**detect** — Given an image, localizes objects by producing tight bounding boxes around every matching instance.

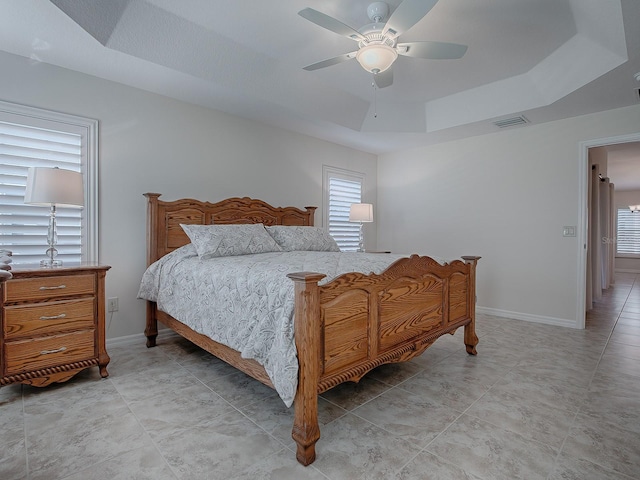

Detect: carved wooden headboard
[144,193,317,265]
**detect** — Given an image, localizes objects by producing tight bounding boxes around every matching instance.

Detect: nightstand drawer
[4,329,95,375]
[3,275,96,303]
[3,298,95,340]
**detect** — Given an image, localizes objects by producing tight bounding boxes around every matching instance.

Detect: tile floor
[2,273,640,479]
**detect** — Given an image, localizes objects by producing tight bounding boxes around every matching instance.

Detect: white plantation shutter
[323,166,365,252]
[0,101,98,265]
[617,208,640,256]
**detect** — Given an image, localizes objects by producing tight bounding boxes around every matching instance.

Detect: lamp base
[40,258,63,268]
[41,244,61,268]
[358,222,364,252]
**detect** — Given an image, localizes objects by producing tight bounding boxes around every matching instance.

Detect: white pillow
[266,226,340,252]
[181,223,282,259]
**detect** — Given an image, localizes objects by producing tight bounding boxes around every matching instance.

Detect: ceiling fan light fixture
[356,43,397,73]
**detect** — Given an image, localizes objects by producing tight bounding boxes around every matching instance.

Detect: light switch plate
[563,226,576,237]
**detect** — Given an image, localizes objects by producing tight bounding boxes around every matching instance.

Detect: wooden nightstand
[0,264,111,387]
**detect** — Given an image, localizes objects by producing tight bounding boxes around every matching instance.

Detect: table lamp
[24,167,84,267]
[349,203,373,252]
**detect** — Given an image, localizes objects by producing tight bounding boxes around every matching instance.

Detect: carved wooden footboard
[142,193,479,466]
[288,254,479,465]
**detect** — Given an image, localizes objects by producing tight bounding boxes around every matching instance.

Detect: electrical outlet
[107,297,119,312]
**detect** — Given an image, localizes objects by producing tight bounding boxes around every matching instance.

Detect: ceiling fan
[298,0,467,88]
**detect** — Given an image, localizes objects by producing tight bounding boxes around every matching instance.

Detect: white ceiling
[0,0,639,155]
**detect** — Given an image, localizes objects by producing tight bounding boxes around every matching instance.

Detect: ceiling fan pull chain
[372,80,378,118]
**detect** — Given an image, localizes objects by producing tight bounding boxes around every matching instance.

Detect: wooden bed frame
[143,193,480,466]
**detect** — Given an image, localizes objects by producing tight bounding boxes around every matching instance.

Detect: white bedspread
[137,245,408,406]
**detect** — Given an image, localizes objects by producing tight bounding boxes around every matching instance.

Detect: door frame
[578,132,640,328]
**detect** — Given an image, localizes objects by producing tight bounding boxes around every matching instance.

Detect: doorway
[579,133,640,328]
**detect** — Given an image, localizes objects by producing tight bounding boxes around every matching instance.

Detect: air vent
[493,115,530,128]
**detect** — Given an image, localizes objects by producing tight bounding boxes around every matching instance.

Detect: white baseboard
[477,306,578,329]
[106,328,180,348]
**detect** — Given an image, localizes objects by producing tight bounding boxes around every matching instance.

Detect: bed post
[461,256,481,355]
[287,271,326,466]
[304,207,317,226]
[144,193,161,348]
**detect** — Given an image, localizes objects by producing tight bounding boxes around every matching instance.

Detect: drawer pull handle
[40,347,67,355]
[39,313,67,321]
[39,284,67,291]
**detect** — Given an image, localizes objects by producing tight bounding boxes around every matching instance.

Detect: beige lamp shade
[349,203,374,222]
[24,167,84,208]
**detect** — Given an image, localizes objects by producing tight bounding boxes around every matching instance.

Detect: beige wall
[589,146,608,177]
[0,51,377,339]
[378,104,640,327]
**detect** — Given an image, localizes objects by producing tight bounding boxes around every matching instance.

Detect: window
[0,101,98,265]
[616,208,640,256]
[323,166,365,251]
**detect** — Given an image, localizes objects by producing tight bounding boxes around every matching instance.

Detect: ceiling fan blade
[303,52,357,71]
[373,68,393,88]
[383,0,439,38]
[397,41,468,59]
[298,8,365,42]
